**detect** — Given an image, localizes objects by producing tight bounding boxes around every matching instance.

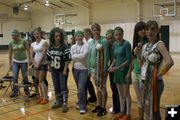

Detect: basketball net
[159,8,168,20]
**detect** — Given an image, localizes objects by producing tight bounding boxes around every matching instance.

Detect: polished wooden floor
[0,50,179,120]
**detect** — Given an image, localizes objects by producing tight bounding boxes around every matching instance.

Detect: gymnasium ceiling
[1,0,179,17]
[0,0,111,14]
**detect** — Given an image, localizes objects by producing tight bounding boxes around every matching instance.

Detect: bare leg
[38,70,48,99]
[124,84,131,115]
[116,84,126,114]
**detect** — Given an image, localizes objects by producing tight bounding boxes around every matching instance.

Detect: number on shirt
[51,56,60,69]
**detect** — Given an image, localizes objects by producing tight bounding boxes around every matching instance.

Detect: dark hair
[132,21,147,55]
[83,28,93,38]
[30,32,36,42]
[145,20,160,41]
[33,27,42,34]
[49,27,64,46]
[114,26,124,35]
[91,22,101,31]
[30,27,45,42]
[145,20,159,30]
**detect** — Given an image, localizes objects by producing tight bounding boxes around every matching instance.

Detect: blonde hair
[91,22,101,31]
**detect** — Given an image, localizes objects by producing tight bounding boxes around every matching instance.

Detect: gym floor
[0,50,179,120]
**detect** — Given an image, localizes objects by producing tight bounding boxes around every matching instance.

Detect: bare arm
[63,63,69,75]
[157,42,174,75]
[109,60,129,72]
[125,59,134,81]
[120,60,130,69]
[111,42,132,72]
[63,45,71,75]
[8,45,13,70]
[29,45,35,66]
[109,59,116,68]
[137,56,143,67]
[108,58,116,72]
[127,59,134,74]
[134,46,143,67]
[25,42,31,64]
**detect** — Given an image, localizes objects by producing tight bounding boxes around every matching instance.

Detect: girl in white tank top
[31,39,47,64]
[30,28,49,104]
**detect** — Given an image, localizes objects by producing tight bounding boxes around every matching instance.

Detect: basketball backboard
[54,14,66,27]
[153,0,180,17]
[54,13,78,27]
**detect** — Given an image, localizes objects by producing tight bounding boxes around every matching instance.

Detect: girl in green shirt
[126,21,147,120]
[88,23,109,116]
[9,29,30,98]
[109,27,132,120]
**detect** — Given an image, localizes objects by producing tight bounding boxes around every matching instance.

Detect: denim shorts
[35,64,48,71]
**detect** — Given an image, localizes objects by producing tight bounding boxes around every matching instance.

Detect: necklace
[76,44,83,54]
[145,43,154,51]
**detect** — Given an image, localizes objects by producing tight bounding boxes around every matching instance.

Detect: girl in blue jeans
[9,29,30,98]
[70,31,89,114]
[47,27,70,113]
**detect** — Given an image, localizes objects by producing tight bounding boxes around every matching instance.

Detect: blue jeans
[12,61,29,94]
[72,68,88,110]
[51,69,68,103]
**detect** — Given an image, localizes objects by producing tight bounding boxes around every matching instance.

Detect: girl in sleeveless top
[141,20,174,120]
[30,28,49,104]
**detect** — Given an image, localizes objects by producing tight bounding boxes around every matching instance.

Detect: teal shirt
[9,39,27,61]
[113,40,132,72]
[88,36,109,74]
[133,57,141,74]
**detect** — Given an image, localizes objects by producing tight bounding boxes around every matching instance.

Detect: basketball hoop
[159,7,168,20]
[54,14,65,27]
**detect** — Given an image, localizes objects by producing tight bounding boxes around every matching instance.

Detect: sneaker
[40,99,49,104]
[80,109,86,114]
[62,103,68,113]
[92,105,101,113]
[10,93,18,98]
[97,107,107,116]
[51,102,62,109]
[76,103,79,110]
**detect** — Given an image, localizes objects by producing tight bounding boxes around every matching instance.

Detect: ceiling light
[24,5,28,10]
[45,0,50,6]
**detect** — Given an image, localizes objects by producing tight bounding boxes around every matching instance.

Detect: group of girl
[108,21,174,120]
[9,20,174,120]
